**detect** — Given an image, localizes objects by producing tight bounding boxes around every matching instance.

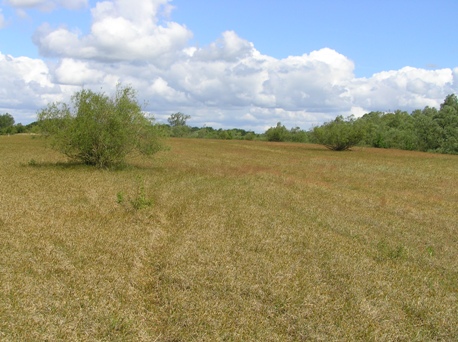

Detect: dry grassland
[0,135,457,341]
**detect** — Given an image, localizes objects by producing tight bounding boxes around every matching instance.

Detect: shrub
[38,85,165,168]
[289,127,309,143]
[244,132,255,140]
[312,115,364,151]
[265,122,289,142]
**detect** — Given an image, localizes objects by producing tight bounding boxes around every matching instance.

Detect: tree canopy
[168,112,191,127]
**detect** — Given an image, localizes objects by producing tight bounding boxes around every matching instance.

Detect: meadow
[0,134,457,341]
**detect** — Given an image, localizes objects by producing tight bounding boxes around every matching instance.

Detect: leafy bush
[244,132,255,140]
[38,85,165,168]
[265,122,289,142]
[289,126,309,143]
[312,116,364,151]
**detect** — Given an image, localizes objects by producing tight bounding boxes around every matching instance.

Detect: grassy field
[1,134,457,341]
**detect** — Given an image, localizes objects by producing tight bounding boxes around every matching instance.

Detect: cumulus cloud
[0,52,67,121]
[54,58,107,85]
[169,40,356,122]
[2,0,457,129]
[348,67,455,112]
[193,31,255,62]
[33,0,192,63]
[168,32,273,108]
[261,48,355,111]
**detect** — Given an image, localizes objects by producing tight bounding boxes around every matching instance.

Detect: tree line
[0,113,39,135]
[162,94,458,155]
[2,91,457,159]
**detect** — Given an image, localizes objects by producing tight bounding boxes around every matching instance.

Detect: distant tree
[312,116,364,151]
[382,110,416,150]
[244,132,256,140]
[441,93,458,110]
[168,112,190,127]
[38,85,165,168]
[289,126,309,143]
[346,94,458,154]
[217,129,235,140]
[167,112,191,137]
[22,121,40,133]
[13,123,26,134]
[358,110,415,150]
[412,106,444,152]
[265,122,289,142]
[0,113,15,133]
[358,111,387,148]
[436,94,458,154]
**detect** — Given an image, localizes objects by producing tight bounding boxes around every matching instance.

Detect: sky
[0,0,457,132]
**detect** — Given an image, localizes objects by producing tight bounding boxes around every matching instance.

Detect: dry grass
[1,135,457,341]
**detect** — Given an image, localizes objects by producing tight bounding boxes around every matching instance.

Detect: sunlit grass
[1,135,457,341]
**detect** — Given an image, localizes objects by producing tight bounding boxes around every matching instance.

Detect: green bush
[312,116,364,151]
[289,127,309,143]
[265,122,289,142]
[244,132,255,140]
[38,85,165,168]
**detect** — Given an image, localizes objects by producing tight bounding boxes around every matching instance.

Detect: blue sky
[0,0,457,130]
[172,0,458,77]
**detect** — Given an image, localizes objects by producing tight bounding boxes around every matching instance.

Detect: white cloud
[6,0,87,10]
[348,67,455,112]
[54,58,106,85]
[193,31,255,62]
[146,77,189,105]
[0,52,64,122]
[350,106,368,118]
[241,113,257,122]
[168,34,273,108]
[260,48,355,111]
[33,0,192,63]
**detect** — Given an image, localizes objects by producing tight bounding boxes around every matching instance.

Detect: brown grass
[1,135,457,341]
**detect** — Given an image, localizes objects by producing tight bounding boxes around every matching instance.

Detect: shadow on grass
[21,159,89,170]
[20,159,162,172]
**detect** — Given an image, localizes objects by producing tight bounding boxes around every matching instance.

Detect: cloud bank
[5,0,87,11]
[1,0,457,131]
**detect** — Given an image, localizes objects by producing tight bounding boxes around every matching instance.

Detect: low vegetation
[0,113,38,135]
[311,115,364,151]
[1,135,457,340]
[147,93,458,155]
[3,93,457,155]
[37,85,166,168]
